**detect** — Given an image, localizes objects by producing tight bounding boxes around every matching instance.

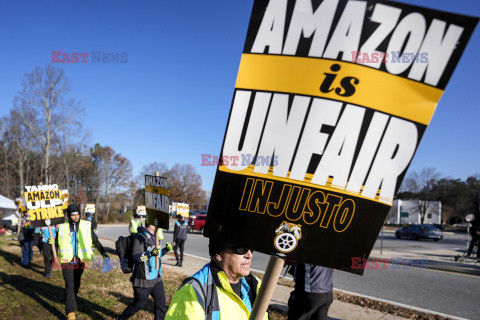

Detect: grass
[0,235,286,320]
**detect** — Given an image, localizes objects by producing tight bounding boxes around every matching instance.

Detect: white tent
[0,194,18,220]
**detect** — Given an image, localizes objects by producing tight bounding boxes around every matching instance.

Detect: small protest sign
[61,190,69,210]
[204,0,478,275]
[24,184,66,228]
[136,205,146,217]
[85,203,96,214]
[144,175,170,229]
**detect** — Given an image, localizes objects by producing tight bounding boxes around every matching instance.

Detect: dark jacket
[173,220,188,241]
[18,226,34,245]
[291,263,333,294]
[131,227,168,286]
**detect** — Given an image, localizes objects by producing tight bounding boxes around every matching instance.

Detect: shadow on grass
[0,270,118,319]
[0,248,43,274]
[109,291,156,314]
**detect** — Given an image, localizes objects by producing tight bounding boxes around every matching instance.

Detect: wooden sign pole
[249,256,285,320]
[48,226,57,258]
[154,171,160,270]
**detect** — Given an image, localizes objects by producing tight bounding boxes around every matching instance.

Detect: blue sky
[0,0,479,193]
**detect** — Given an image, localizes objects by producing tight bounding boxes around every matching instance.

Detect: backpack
[115,234,136,273]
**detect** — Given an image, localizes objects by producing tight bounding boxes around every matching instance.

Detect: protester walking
[19,220,34,267]
[34,225,57,277]
[55,204,108,320]
[173,214,188,267]
[117,223,172,320]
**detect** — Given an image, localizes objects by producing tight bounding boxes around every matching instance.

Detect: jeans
[21,240,33,266]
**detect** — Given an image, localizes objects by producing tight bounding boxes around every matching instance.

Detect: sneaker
[67,312,75,320]
[175,262,179,266]
[45,272,51,278]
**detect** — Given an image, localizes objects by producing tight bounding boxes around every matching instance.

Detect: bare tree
[91,144,132,220]
[14,65,84,184]
[137,161,168,185]
[137,162,207,207]
[168,163,206,204]
[54,124,89,190]
[402,167,441,224]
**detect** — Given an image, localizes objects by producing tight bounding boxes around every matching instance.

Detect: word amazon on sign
[145,175,170,229]
[204,0,478,274]
[24,184,67,228]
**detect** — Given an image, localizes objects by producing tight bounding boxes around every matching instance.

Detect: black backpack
[115,234,136,273]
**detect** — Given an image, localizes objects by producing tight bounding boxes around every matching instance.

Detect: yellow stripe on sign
[25,190,61,202]
[145,185,170,197]
[235,54,443,125]
[218,165,391,205]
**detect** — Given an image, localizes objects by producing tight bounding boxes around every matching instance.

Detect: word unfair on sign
[204,0,478,274]
[24,184,67,228]
[145,175,170,229]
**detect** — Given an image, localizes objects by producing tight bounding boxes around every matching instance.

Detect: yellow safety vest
[166,267,268,320]
[131,219,142,234]
[58,220,93,262]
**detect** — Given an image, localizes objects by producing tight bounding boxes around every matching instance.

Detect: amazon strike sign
[204,0,478,274]
[24,184,67,228]
[145,175,170,229]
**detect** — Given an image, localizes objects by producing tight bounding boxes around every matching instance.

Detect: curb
[334,288,469,320]
[368,255,480,276]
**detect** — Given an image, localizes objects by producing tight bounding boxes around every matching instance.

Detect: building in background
[385,199,442,225]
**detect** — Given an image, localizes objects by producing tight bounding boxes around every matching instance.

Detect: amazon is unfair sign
[204,0,478,274]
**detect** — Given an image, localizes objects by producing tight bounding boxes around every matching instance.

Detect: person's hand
[102,252,109,259]
[48,238,55,245]
[151,247,160,256]
[33,246,38,252]
[173,242,176,246]
[166,242,173,251]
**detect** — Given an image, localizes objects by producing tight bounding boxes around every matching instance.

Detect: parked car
[395,224,443,241]
[192,214,207,232]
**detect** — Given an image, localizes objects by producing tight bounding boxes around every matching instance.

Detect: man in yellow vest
[165,238,268,320]
[129,211,143,235]
[52,204,108,320]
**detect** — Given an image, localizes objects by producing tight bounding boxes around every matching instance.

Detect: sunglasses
[228,246,252,255]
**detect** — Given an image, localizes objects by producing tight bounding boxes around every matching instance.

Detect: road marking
[334,288,469,320]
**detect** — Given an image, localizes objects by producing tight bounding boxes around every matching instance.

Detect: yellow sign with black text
[204,0,478,275]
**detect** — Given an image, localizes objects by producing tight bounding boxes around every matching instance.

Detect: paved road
[374,229,469,254]
[97,224,479,319]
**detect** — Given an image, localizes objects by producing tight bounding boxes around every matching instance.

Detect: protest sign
[136,205,146,217]
[204,0,478,275]
[24,184,66,229]
[85,203,96,213]
[61,189,69,210]
[144,174,170,229]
